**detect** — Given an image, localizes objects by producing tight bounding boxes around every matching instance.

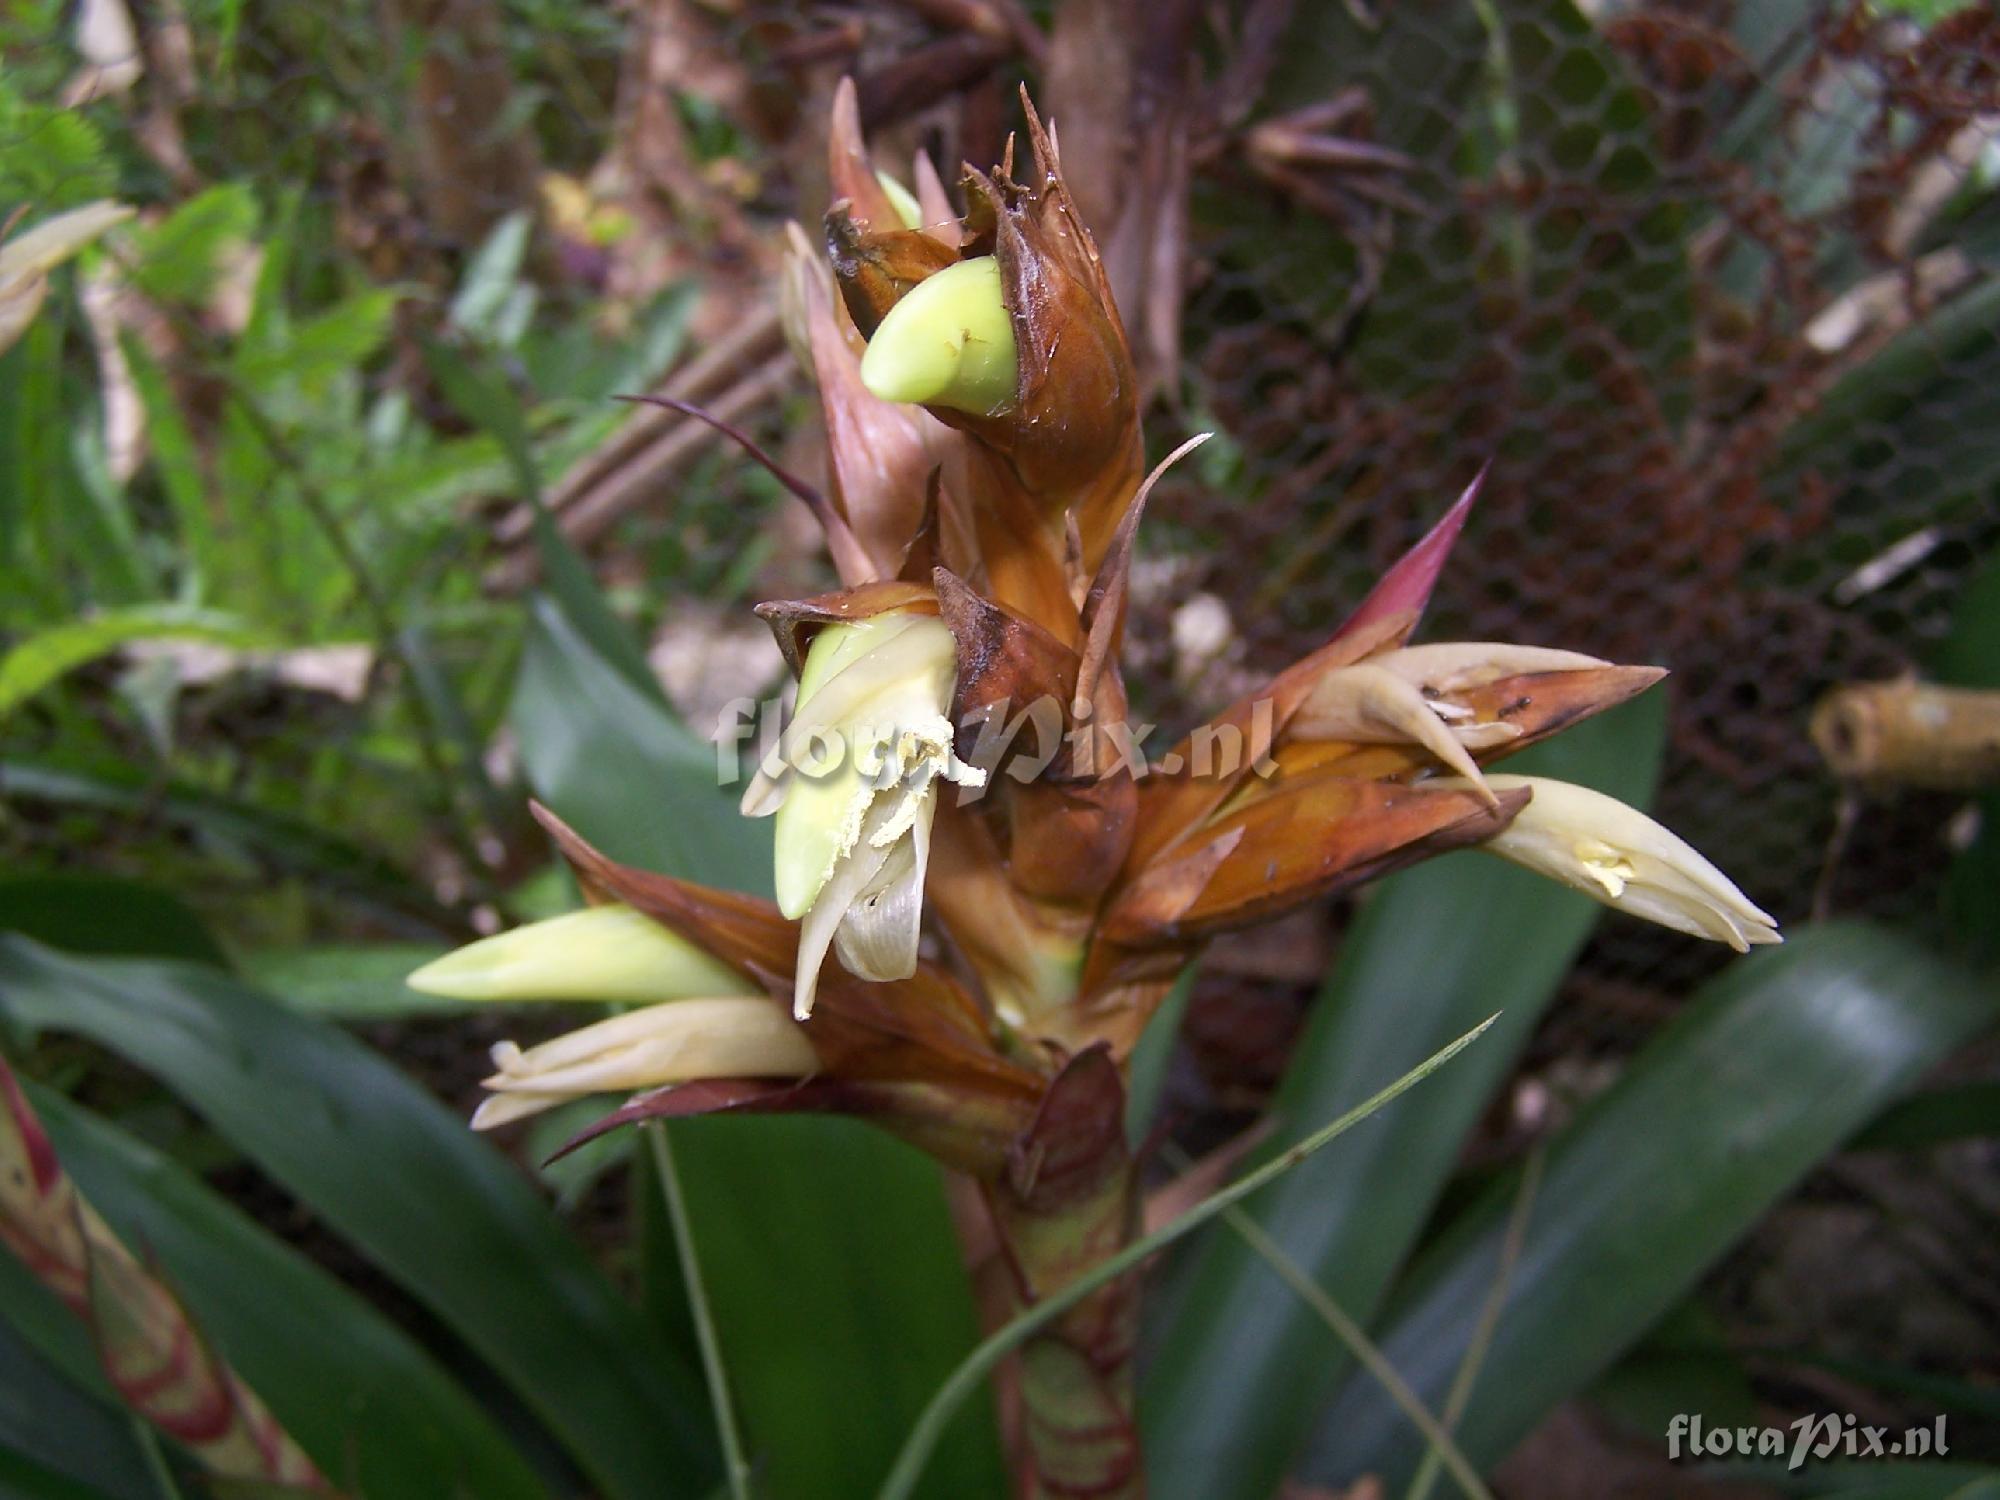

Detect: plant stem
[877,1013,1501,1500]
[649,1122,753,1500]
[1220,1197,1492,1500]
[218,381,495,903]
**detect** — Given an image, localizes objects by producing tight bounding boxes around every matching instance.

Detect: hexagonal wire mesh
[1136,1,2000,1064]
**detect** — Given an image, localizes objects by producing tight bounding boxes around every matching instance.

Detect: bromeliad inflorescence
[410,81,1776,1499]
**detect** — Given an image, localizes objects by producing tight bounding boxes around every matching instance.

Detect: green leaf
[1843,1481,2000,1500]
[0,1240,113,1407]
[1704,1459,2000,1498]
[0,1441,125,1500]
[1141,690,1667,1500]
[449,211,534,342]
[127,184,259,305]
[1754,1349,2000,1424]
[238,942,469,1018]
[234,287,400,391]
[0,757,454,932]
[1935,553,2000,692]
[672,1118,1004,1500]
[1297,924,1999,1490]
[0,938,720,1500]
[119,333,220,575]
[397,615,515,846]
[878,1017,1502,1500]
[1851,1082,2000,1151]
[0,606,269,720]
[24,1081,547,1500]
[0,94,114,209]
[0,1320,152,1500]
[420,336,658,697]
[1586,1304,1761,1440]
[1124,965,1195,1142]
[511,594,768,891]
[0,874,226,966]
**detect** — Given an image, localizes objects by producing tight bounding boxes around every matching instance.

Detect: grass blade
[1160,1142,1491,1500]
[1404,1147,1544,1500]
[1143,692,1664,1500]
[649,1125,752,1500]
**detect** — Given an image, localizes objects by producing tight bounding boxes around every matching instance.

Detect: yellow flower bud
[406,904,746,1004]
[1440,774,1781,951]
[858,256,1018,416]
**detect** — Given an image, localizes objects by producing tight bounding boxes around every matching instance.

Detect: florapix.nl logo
[1668,1413,1950,1474]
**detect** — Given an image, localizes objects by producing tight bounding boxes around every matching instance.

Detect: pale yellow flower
[1439,773,1781,951]
[741,611,985,1018]
[409,904,817,1129]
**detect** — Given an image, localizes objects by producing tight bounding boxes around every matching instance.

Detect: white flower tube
[1439,773,1781,951]
[741,611,985,1018]
[472,997,819,1130]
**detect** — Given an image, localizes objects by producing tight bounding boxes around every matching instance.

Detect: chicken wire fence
[1135,0,2000,1075]
[18,1,1997,1064]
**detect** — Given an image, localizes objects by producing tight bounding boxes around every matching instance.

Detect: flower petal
[481,997,818,1099]
[407,904,747,1004]
[1443,774,1781,950]
[833,795,933,983]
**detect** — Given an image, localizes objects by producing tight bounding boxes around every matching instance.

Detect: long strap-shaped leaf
[0,937,717,1500]
[0,1316,157,1500]
[1297,922,1998,1490]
